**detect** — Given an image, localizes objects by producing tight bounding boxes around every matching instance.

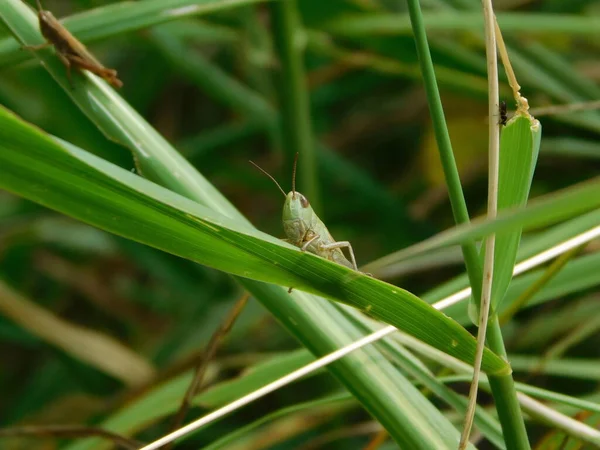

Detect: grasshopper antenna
[291,152,299,199]
[36,0,43,11]
[249,161,286,198]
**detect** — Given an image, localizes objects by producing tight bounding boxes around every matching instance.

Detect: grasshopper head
[37,9,60,42]
[38,9,55,25]
[283,191,313,224]
[33,0,58,40]
[282,152,314,222]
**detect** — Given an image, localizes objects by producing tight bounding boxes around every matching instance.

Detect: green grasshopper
[23,0,123,88]
[251,154,359,273]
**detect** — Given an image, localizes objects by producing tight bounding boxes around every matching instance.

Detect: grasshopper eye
[299,194,309,208]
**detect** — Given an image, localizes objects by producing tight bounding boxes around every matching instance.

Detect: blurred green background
[1,0,599,448]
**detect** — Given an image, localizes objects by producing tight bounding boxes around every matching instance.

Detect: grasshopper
[251,154,359,274]
[23,0,123,88]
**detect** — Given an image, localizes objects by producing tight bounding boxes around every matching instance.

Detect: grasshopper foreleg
[287,233,320,294]
[300,233,319,251]
[319,241,358,271]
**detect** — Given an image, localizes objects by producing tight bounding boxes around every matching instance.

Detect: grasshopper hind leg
[319,241,358,271]
[68,54,123,88]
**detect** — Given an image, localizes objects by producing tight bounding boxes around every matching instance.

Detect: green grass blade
[520,41,600,101]
[542,138,600,160]
[509,355,600,381]
[323,12,600,135]
[0,107,509,376]
[323,12,600,37]
[405,0,483,304]
[202,394,354,450]
[473,114,541,318]
[441,375,600,414]
[64,351,315,450]
[421,209,600,308]
[1,0,241,217]
[442,252,600,325]
[364,178,600,276]
[149,26,275,123]
[343,308,505,448]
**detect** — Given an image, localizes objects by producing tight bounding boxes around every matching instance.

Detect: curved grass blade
[0,106,509,376]
[363,177,600,277]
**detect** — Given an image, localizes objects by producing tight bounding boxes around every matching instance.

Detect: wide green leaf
[470,114,541,322]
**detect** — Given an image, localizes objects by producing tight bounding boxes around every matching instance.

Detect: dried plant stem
[165,293,249,449]
[459,0,500,447]
[0,425,142,450]
[529,100,600,117]
[494,16,529,115]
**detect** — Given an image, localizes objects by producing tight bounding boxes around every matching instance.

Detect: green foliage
[469,114,542,322]
[0,106,508,374]
[1,0,599,449]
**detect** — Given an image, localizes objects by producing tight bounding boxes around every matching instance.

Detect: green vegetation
[0,0,599,449]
